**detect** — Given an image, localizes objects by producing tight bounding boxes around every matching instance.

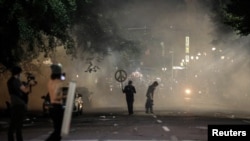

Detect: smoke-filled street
[1,0,250,115]
[1,0,250,140]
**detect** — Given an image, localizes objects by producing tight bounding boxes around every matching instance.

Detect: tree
[222,0,250,36]
[0,0,141,71]
[0,0,77,68]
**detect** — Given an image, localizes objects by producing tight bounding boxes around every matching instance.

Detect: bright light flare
[185,88,191,95]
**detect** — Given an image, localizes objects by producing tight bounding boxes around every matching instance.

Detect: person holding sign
[123,80,136,115]
[45,64,65,141]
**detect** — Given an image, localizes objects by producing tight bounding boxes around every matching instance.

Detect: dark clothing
[21,82,29,104]
[7,104,26,141]
[7,76,27,141]
[46,104,64,141]
[145,84,156,113]
[123,84,136,115]
[145,99,154,113]
[146,84,156,98]
[7,77,26,106]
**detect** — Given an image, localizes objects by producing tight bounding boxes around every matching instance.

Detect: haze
[1,0,250,116]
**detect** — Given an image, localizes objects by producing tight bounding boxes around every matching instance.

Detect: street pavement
[1,107,250,141]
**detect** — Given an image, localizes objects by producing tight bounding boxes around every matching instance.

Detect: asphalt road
[1,108,250,141]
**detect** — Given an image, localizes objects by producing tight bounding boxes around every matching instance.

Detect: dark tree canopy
[0,0,141,70]
[223,0,250,36]
[0,0,77,68]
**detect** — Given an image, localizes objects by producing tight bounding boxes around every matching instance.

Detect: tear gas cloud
[76,0,250,113]
[40,0,250,113]
[1,0,250,114]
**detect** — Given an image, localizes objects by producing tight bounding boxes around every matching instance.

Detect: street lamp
[162,67,167,72]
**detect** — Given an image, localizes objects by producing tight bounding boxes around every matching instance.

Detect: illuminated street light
[185,88,191,95]
[162,67,167,71]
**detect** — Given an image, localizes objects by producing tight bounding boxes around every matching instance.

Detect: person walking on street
[145,81,159,114]
[123,80,136,115]
[7,66,30,141]
[45,64,65,141]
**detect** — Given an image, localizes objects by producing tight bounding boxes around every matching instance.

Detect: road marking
[157,119,163,123]
[162,126,170,132]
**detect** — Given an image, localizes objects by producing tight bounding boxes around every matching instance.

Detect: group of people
[7,64,65,141]
[6,63,158,141]
[122,80,159,115]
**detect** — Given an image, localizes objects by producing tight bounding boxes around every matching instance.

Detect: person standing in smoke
[45,64,65,141]
[145,81,158,114]
[7,66,31,141]
[123,80,136,115]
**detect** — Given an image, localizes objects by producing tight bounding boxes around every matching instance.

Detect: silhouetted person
[45,64,65,141]
[7,66,30,141]
[123,80,136,115]
[145,81,159,114]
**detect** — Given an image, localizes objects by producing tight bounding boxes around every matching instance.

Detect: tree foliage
[0,0,77,68]
[0,0,141,70]
[223,0,250,36]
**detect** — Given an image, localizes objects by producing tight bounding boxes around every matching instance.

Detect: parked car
[41,87,84,116]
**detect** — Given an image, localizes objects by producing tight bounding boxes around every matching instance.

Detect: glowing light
[162,67,167,71]
[185,88,191,95]
[173,66,185,70]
